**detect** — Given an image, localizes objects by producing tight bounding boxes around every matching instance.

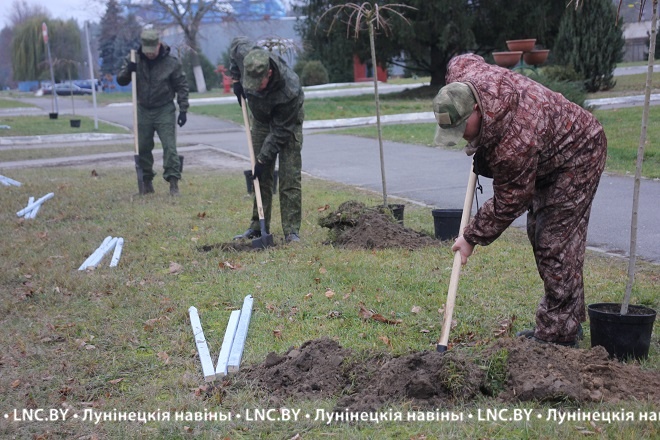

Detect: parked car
[42,83,93,96]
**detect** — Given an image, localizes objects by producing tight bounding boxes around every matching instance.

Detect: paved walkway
[1,84,659,264]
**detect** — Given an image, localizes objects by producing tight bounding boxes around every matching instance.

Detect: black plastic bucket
[432,209,462,241]
[588,303,656,360]
[70,119,81,128]
[49,112,58,120]
[244,169,278,194]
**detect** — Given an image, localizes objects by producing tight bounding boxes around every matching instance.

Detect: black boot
[169,178,179,196]
[143,180,154,194]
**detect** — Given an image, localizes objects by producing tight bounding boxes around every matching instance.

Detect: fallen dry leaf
[11,379,20,388]
[157,351,170,364]
[378,335,392,348]
[91,169,98,177]
[324,288,335,299]
[411,305,422,314]
[493,315,516,338]
[304,292,313,300]
[108,378,124,385]
[197,212,206,218]
[358,303,402,325]
[221,261,240,270]
[319,267,327,274]
[317,205,330,212]
[273,328,283,339]
[168,262,183,274]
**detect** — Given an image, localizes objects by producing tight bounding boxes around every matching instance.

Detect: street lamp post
[42,22,59,115]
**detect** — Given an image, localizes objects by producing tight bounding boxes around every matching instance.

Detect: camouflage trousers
[527,131,607,343]
[248,118,303,236]
[137,102,181,182]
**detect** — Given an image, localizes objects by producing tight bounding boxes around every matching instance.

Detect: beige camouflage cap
[432,82,476,147]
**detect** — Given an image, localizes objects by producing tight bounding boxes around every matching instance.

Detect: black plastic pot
[588,303,656,360]
[49,112,58,120]
[70,119,81,128]
[377,204,405,225]
[244,169,278,194]
[388,204,404,225]
[432,209,462,241]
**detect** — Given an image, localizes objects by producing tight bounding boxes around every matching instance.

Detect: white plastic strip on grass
[0,175,21,186]
[109,238,124,267]
[215,310,241,378]
[16,192,54,217]
[227,295,254,373]
[26,197,42,219]
[84,237,119,269]
[188,306,216,382]
[78,236,113,270]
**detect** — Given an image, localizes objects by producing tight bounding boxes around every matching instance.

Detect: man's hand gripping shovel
[240,95,274,249]
[437,168,477,353]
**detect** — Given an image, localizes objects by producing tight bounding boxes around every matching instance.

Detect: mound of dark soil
[240,337,660,412]
[319,201,437,250]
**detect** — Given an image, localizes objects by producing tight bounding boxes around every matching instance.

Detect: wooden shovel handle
[240,96,266,222]
[130,50,139,155]
[438,168,478,351]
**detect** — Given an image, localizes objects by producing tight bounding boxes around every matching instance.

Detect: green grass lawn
[0,166,657,439]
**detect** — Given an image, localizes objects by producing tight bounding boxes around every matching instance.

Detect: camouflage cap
[433,82,476,129]
[141,29,160,55]
[432,82,476,147]
[243,49,271,92]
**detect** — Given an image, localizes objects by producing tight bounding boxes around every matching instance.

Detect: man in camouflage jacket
[230,38,304,243]
[117,29,189,195]
[435,54,607,346]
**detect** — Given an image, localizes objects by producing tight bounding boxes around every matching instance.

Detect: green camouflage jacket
[117,43,189,112]
[230,39,305,164]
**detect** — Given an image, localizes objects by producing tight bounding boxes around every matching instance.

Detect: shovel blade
[134,154,145,194]
[252,232,274,250]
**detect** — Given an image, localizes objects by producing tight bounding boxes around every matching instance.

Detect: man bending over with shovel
[117,29,189,196]
[434,54,607,348]
[229,37,304,243]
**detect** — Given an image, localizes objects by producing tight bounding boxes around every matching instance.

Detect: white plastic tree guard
[215,310,241,378]
[0,175,21,187]
[109,238,124,267]
[78,236,125,270]
[16,192,54,217]
[188,306,217,382]
[227,295,254,373]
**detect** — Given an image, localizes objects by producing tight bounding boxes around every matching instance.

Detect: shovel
[240,95,274,249]
[130,50,145,194]
[437,167,478,353]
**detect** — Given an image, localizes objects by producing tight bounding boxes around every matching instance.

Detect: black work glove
[177,112,187,127]
[127,61,137,73]
[252,161,265,181]
[233,81,245,106]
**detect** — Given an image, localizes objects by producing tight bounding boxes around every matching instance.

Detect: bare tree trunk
[189,49,207,93]
[621,0,657,314]
[369,20,387,207]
